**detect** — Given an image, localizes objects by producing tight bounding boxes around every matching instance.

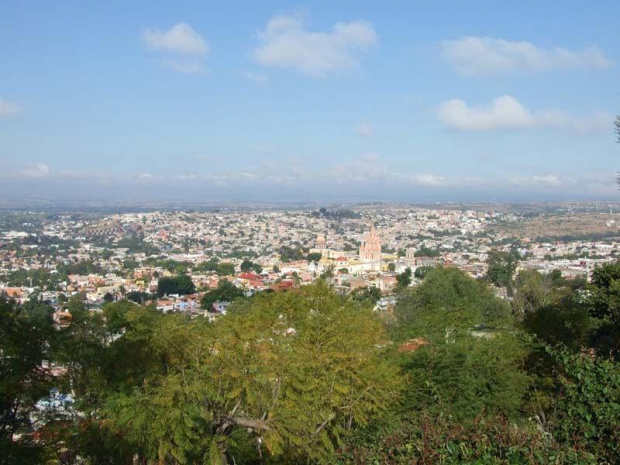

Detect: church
[359,224,382,262]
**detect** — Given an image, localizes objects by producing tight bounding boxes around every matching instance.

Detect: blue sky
[1,0,619,203]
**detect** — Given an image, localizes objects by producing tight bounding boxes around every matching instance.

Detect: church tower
[359,224,382,262]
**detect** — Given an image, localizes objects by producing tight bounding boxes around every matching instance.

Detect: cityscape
[3,204,620,316]
[2,1,620,463]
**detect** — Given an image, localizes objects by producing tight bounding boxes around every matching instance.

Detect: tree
[399,334,531,421]
[549,347,620,462]
[201,280,245,311]
[216,263,236,276]
[306,252,322,263]
[523,297,592,352]
[396,267,412,289]
[387,262,396,273]
[0,298,54,463]
[240,259,262,273]
[126,291,150,304]
[156,275,196,297]
[414,266,432,280]
[351,286,382,306]
[512,269,570,317]
[584,261,620,357]
[414,246,440,258]
[395,268,527,421]
[396,267,512,342]
[104,284,402,463]
[486,249,520,297]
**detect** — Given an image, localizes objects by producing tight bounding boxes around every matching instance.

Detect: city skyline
[1,0,619,202]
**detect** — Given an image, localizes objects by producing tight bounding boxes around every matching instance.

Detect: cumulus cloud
[142,23,209,74]
[0,99,23,119]
[251,15,377,76]
[440,37,611,76]
[142,23,209,56]
[436,95,612,132]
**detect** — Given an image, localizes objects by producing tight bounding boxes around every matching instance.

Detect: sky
[1,0,619,204]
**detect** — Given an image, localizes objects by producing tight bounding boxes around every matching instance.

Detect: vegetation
[3,265,620,463]
[200,279,245,310]
[156,274,196,297]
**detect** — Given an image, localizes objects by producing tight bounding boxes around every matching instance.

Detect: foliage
[350,286,382,306]
[278,246,304,262]
[104,283,402,463]
[512,270,570,317]
[240,258,262,273]
[194,258,220,273]
[585,261,620,357]
[396,267,512,341]
[337,413,593,464]
[5,268,61,290]
[398,334,531,421]
[0,297,54,463]
[396,267,412,289]
[414,246,441,258]
[414,266,433,279]
[200,280,245,310]
[216,262,236,276]
[549,347,620,463]
[57,259,104,277]
[486,249,520,296]
[306,252,322,263]
[156,274,196,297]
[523,298,592,352]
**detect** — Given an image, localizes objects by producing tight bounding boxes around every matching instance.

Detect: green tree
[201,280,245,311]
[414,266,432,280]
[512,269,570,317]
[216,263,236,276]
[549,347,620,462]
[104,284,402,463]
[351,286,382,306]
[586,261,620,357]
[306,252,322,263]
[486,249,520,297]
[157,275,196,297]
[396,267,412,289]
[0,298,54,463]
[395,268,527,421]
[523,297,592,352]
[395,267,512,342]
[387,262,396,272]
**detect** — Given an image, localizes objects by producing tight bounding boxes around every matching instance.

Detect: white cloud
[440,37,611,76]
[251,15,377,76]
[355,122,373,137]
[21,164,50,178]
[436,95,612,132]
[142,23,209,56]
[142,23,209,74]
[0,99,23,119]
